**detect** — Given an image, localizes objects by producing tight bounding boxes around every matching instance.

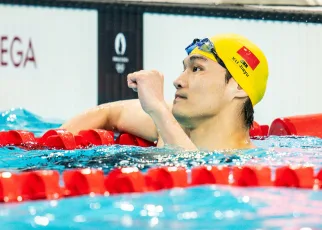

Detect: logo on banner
[0,36,37,68]
[115,33,126,55]
[112,32,129,74]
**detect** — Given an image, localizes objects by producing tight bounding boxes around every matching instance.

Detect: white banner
[143,13,322,125]
[0,4,98,120]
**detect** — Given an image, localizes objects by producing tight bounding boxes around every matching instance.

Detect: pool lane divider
[0,129,156,150]
[0,165,322,203]
[268,114,322,138]
[0,122,266,150]
[2,112,322,150]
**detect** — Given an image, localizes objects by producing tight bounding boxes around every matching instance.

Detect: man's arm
[60,99,159,142]
[150,103,196,150]
[127,70,198,150]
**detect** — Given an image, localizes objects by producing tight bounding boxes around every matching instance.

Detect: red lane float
[116,133,155,147]
[269,113,322,138]
[39,129,76,150]
[145,167,187,191]
[233,166,272,186]
[191,166,230,185]
[74,135,88,148]
[0,172,21,202]
[274,166,314,188]
[316,169,322,188]
[20,170,61,200]
[78,129,114,146]
[0,165,322,203]
[136,137,156,147]
[0,130,37,147]
[249,121,263,137]
[63,169,105,196]
[105,167,146,194]
[116,133,137,146]
[0,132,7,145]
[260,125,269,136]
[6,130,36,145]
[249,122,270,138]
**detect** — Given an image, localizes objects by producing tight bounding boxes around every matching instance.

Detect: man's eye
[193,66,201,72]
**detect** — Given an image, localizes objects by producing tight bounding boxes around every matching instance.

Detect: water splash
[0,108,61,136]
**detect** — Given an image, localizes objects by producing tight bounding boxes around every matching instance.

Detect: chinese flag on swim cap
[237,46,260,70]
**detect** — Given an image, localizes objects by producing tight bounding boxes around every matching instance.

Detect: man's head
[172,33,269,129]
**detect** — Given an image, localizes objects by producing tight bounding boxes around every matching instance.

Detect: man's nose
[173,73,188,89]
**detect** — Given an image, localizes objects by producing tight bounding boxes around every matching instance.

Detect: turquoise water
[0,108,322,229]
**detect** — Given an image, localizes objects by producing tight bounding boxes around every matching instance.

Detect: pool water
[0,108,321,229]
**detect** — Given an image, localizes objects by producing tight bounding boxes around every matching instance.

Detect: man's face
[172,54,233,123]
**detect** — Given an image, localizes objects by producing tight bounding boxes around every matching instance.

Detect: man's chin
[172,107,188,120]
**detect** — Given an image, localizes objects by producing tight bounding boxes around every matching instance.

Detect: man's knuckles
[128,70,164,83]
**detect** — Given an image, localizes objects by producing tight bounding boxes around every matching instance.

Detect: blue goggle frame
[185,38,227,69]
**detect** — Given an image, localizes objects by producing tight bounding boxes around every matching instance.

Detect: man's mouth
[175,94,187,100]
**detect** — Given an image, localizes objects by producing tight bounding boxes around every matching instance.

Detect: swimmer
[61,33,269,151]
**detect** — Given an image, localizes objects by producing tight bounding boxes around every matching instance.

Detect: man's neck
[183,107,254,151]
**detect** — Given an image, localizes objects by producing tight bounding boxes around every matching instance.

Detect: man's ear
[235,85,248,98]
[228,78,248,99]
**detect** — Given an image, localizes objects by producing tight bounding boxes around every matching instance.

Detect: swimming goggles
[185,38,227,69]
